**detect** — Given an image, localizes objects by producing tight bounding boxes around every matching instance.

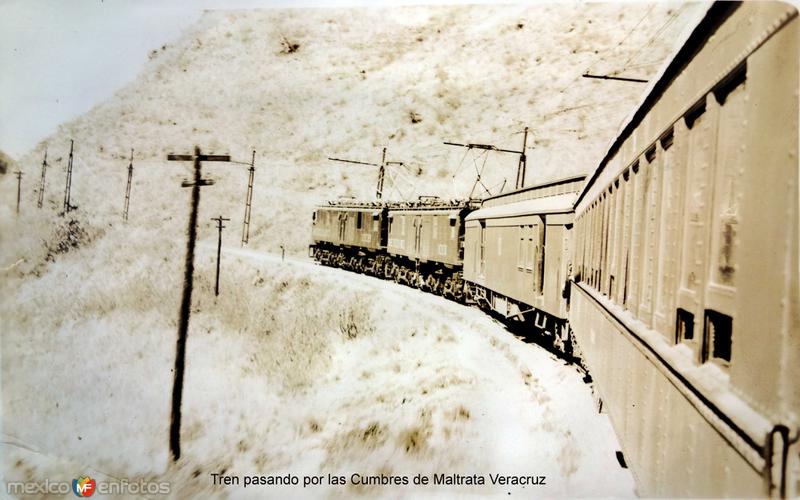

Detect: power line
[329,147,406,200]
[617,6,683,75]
[584,4,655,75]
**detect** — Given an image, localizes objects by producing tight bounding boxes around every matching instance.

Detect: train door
[413,215,423,258]
[676,95,717,359]
[338,213,347,243]
[421,215,430,258]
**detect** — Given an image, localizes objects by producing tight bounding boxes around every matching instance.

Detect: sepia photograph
[1,0,798,498]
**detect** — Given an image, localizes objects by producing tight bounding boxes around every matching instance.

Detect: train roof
[466,192,578,221]
[317,197,480,211]
[317,199,387,209]
[574,1,738,207]
[480,174,586,209]
[385,198,480,211]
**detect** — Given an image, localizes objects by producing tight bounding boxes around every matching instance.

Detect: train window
[676,308,694,343]
[659,127,674,150]
[684,99,706,129]
[449,217,456,227]
[713,61,746,105]
[703,310,732,364]
[645,144,656,163]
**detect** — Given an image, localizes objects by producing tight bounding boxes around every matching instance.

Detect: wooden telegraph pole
[211,216,230,296]
[241,150,255,246]
[165,147,228,461]
[37,149,48,209]
[123,149,134,222]
[14,170,23,214]
[63,140,75,214]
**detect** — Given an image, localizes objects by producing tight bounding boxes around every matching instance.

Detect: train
[308,2,798,497]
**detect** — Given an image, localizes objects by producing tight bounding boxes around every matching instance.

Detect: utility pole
[14,170,23,214]
[241,150,255,246]
[63,140,75,215]
[37,149,48,209]
[211,216,230,296]
[123,149,134,222]
[329,147,398,199]
[515,126,529,189]
[376,147,386,199]
[165,147,228,461]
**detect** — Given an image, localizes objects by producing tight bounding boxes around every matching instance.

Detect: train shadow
[484,309,593,385]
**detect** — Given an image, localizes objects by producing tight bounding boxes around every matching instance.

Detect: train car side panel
[570,3,799,496]
[570,286,764,497]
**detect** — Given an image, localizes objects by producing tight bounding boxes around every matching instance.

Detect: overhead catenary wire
[615,5,683,75]
[583,4,656,75]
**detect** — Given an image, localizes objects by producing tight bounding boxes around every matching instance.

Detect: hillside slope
[0,3,700,254]
[0,150,13,175]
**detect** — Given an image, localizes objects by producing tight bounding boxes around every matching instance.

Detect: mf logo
[72,476,96,497]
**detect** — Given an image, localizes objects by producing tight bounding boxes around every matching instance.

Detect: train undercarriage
[310,243,465,301]
[464,282,588,372]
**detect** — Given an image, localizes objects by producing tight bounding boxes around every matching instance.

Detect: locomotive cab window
[356,212,363,230]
